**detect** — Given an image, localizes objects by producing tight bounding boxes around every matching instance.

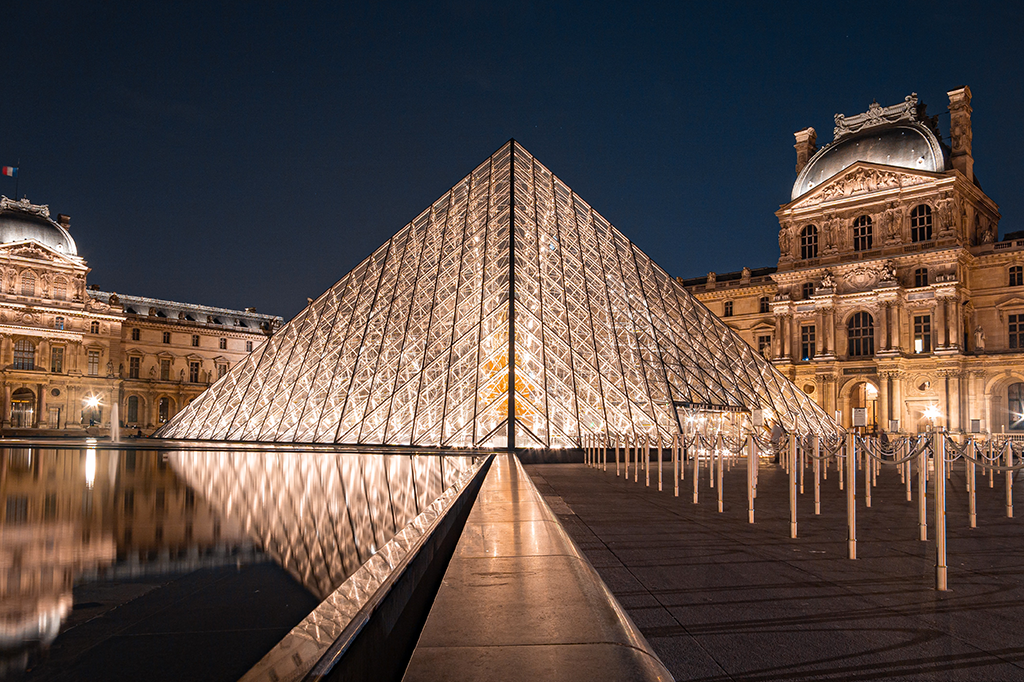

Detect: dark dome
[792,123,947,200]
[0,208,77,256]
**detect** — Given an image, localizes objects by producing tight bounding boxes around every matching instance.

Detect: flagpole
[14,158,19,200]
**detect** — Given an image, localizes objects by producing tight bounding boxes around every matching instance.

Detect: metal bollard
[1006,441,1014,519]
[847,432,857,560]
[813,435,821,515]
[747,434,756,523]
[934,430,947,591]
[790,434,798,538]
[918,440,928,541]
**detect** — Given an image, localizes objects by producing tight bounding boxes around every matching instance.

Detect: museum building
[681,87,1024,435]
[0,195,281,435]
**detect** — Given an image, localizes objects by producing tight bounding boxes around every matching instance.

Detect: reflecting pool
[0,447,478,680]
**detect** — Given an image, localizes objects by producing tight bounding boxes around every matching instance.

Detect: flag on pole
[1,167,16,177]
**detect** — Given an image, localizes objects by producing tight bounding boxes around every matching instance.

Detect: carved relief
[834,93,924,140]
[798,168,930,207]
[935,195,958,238]
[821,214,840,255]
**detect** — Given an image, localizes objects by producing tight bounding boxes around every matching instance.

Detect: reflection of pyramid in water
[158,141,836,448]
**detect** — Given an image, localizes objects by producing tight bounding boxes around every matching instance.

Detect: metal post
[615,434,621,477]
[838,440,844,491]
[709,435,716,489]
[603,434,607,471]
[969,455,976,529]
[693,435,700,504]
[790,434,798,538]
[918,437,927,541]
[865,437,872,509]
[799,440,805,495]
[813,435,821,515]
[634,436,640,483]
[717,434,724,513]
[747,433,755,523]
[673,433,679,497]
[934,430,947,591]
[905,439,912,502]
[658,434,663,492]
[645,437,650,487]
[847,431,857,560]
[1006,441,1014,518]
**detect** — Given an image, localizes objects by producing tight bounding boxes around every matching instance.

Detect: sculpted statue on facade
[883,203,902,244]
[741,267,751,283]
[974,326,986,352]
[706,271,716,284]
[778,227,791,256]
[821,216,839,254]
[819,270,835,289]
[935,197,957,237]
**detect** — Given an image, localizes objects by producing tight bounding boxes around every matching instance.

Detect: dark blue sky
[2,2,1021,318]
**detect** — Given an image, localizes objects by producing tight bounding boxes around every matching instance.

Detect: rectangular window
[163,331,171,344]
[191,334,199,347]
[50,346,64,373]
[189,361,200,383]
[131,328,140,341]
[914,315,932,353]
[87,350,100,376]
[800,325,815,361]
[160,358,171,381]
[54,316,64,330]
[1011,314,1024,350]
[90,321,99,334]
[246,341,253,352]
[128,356,140,379]
[217,363,228,379]
[219,337,227,350]
[757,335,772,356]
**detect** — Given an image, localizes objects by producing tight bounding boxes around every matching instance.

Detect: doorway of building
[849,381,878,432]
[10,388,35,428]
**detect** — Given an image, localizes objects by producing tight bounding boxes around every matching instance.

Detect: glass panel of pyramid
[157,140,838,447]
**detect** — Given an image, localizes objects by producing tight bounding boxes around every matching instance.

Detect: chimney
[947,86,973,181]
[56,213,71,228]
[793,127,817,174]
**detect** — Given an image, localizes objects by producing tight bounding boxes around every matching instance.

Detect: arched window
[126,396,139,424]
[158,397,173,423]
[759,296,770,314]
[54,278,67,301]
[10,388,35,428]
[1010,265,1023,287]
[847,312,875,357]
[13,339,35,370]
[914,267,929,288]
[910,204,932,242]
[800,225,818,259]
[20,271,35,296]
[723,300,733,317]
[801,282,815,300]
[1010,383,1024,431]
[852,215,873,251]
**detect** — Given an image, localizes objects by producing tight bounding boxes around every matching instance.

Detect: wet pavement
[527,459,1024,681]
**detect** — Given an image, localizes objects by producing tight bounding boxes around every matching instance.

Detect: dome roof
[792,123,947,200]
[0,199,78,256]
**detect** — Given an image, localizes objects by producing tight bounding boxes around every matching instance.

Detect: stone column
[2,383,10,427]
[948,86,974,182]
[891,303,901,351]
[775,313,785,359]
[794,127,817,174]
[37,382,46,425]
[878,373,890,428]
[883,302,892,350]
[826,307,835,355]
[935,299,947,349]
[891,373,903,430]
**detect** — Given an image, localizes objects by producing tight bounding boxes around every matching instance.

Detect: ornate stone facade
[681,87,1024,434]
[0,197,282,436]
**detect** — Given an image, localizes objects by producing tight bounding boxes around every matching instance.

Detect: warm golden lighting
[84,395,100,409]
[84,448,96,488]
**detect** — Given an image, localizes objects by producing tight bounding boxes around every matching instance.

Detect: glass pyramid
[157,141,837,448]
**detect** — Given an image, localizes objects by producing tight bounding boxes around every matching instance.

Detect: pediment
[785,162,945,210]
[0,239,85,267]
[996,296,1024,320]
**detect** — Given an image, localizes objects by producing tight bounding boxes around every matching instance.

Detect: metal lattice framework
[157,141,837,447]
[170,450,477,599]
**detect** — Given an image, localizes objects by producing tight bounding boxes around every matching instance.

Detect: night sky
[2,3,1021,319]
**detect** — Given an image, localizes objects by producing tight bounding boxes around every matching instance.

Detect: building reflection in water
[169,450,478,599]
[0,446,477,672]
[0,447,256,674]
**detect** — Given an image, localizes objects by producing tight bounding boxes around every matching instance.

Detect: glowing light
[923,405,942,422]
[84,448,96,488]
[84,395,101,409]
